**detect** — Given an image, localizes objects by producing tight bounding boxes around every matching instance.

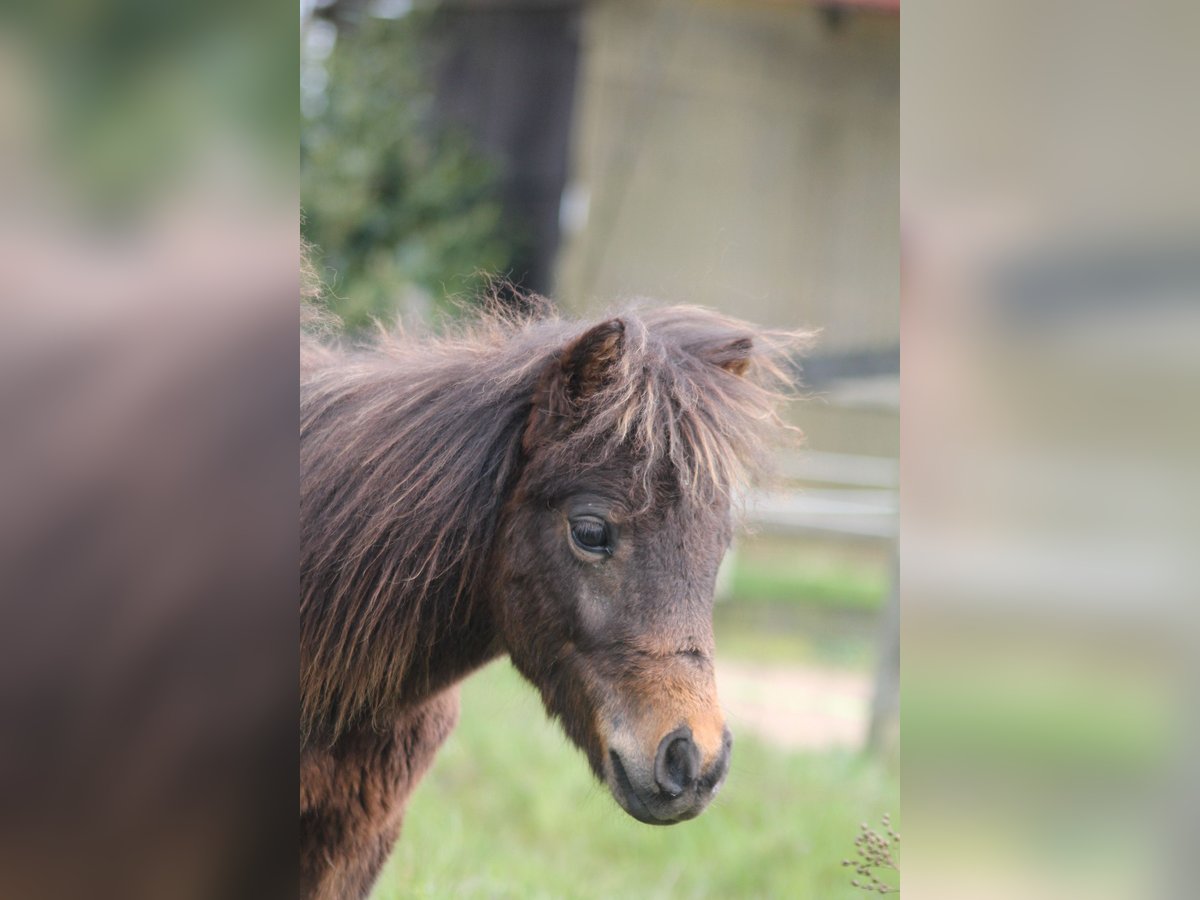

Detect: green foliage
[12,2,295,217]
[301,15,517,332]
[371,661,897,900]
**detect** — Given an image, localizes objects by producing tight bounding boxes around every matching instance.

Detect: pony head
[490,308,800,824]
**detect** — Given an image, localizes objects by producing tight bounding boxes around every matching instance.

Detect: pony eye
[570,516,610,554]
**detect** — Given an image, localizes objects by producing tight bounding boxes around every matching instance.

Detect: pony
[300,297,802,900]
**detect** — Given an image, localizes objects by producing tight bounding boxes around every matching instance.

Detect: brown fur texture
[300,690,457,900]
[301,298,805,898]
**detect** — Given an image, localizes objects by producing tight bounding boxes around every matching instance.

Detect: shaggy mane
[300,301,807,741]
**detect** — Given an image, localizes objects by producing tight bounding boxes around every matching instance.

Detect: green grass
[705,534,888,669]
[725,537,890,613]
[714,604,877,670]
[371,661,897,899]
[904,655,1170,777]
[728,560,887,612]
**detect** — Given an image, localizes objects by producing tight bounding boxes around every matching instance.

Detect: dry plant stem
[842,813,899,895]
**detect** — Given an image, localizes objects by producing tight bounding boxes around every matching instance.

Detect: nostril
[666,737,697,787]
[654,727,699,798]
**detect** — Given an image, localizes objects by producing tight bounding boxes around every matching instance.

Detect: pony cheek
[573,583,615,637]
[491,553,560,648]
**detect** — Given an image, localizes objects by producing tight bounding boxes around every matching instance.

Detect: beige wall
[556,0,899,353]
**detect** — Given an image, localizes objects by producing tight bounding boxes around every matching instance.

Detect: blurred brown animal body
[300,301,801,900]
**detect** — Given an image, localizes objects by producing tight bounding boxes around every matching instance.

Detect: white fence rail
[745,452,898,541]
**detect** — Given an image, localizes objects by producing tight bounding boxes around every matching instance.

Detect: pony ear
[706,336,753,377]
[560,318,626,402]
[524,319,625,451]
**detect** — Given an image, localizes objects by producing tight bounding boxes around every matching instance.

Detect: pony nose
[654,727,700,797]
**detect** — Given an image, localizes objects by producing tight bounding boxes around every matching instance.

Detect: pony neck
[397,589,504,706]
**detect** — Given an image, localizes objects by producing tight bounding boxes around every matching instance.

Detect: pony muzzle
[604,723,733,825]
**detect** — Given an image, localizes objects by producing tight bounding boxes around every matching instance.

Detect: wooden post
[865,551,899,755]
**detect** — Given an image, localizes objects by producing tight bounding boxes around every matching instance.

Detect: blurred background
[903,3,1200,898]
[302,1,899,896]
[0,4,297,900]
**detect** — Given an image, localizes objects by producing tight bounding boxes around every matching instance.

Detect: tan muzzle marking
[621,663,725,765]
[687,708,727,764]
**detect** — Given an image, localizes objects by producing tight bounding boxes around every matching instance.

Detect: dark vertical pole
[429,1,585,298]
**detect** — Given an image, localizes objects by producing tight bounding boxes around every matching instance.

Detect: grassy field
[370,660,898,899]
[713,603,879,670]
[724,535,890,613]
[713,534,889,669]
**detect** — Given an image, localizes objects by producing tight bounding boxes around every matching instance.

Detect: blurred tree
[301,11,517,332]
[426,1,583,300]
